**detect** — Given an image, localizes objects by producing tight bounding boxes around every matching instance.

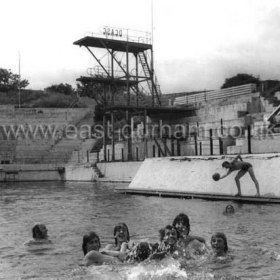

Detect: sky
[1,0,280,93]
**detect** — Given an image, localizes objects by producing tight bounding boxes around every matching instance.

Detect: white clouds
[1,0,280,91]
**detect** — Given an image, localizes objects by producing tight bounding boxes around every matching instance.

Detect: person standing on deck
[219,154,260,197]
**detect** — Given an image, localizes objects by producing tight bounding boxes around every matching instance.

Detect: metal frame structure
[74,29,161,107]
[74,29,195,162]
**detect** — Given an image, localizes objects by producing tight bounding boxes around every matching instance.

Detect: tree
[221,73,260,89]
[44,83,75,95]
[0,68,29,92]
[76,81,106,104]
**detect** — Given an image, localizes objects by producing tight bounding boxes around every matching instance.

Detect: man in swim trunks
[220,154,260,197]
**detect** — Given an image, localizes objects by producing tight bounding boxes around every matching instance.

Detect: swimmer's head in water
[222,161,230,168]
[225,204,235,214]
[32,224,48,240]
[160,225,178,246]
[82,231,101,255]
[211,232,228,256]
[172,213,190,238]
[114,223,130,245]
[134,242,152,262]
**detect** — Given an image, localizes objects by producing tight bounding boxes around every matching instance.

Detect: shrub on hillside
[31,92,81,108]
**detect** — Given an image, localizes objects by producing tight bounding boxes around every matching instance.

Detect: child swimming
[101,223,133,260]
[24,224,52,246]
[210,232,228,257]
[172,213,209,259]
[173,213,205,244]
[82,231,122,266]
[149,225,180,260]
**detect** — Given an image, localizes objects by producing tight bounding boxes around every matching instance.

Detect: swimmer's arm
[100,247,127,260]
[220,169,232,180]
[188,235,206,243]
[149,251,167,260]
[84,250,121,266]
[103,244,114,250]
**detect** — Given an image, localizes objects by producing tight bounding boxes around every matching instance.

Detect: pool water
[0,181,279,279]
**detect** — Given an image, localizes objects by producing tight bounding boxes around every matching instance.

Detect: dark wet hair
[222,161,230,168]
[172,213,190,228]
[211,232,228,253]
[225,204,235,214]
[159,225,178,242]
[114,223,130,245]
[82,231,101,255]
[32,224,47,239]
[134,242,153,261]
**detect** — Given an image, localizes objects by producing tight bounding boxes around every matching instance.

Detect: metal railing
[174,84,257,106]
[85,26,152,44]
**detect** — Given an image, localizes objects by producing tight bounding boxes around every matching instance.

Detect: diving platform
[73,36,152,53]
[103,104,196,118]
[77,76,139,87]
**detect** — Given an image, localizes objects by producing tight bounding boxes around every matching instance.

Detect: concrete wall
[0,106,94,164]
[65,164,98,181]
[128,154,280,197]
[0,164,63,181]
[97,161,142,182]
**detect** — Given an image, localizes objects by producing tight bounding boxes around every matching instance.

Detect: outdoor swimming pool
[0,181,279,279]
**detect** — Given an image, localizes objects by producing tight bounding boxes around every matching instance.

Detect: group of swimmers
[25,209,235,266]
[82,212,231,266]
[24,208,235,266]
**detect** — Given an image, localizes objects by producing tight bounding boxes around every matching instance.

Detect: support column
[127,110,132,161]
[103,114,107,161]
[194,133,198,156]
[111,50,114,105]
[126,45,130,106]
[209,129,213,155]
[135,53,139,107]
[144,109,148,158]
[111,111,115,161]
[150,48,155,107]
[247,125,252,154]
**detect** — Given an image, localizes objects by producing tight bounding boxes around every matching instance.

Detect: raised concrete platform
[120,154,280,204]
[116,188,280,204]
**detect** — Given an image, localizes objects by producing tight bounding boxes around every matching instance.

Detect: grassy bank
[0,90,86,108]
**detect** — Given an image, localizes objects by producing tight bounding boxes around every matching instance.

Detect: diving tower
[74,27,195,162]
[73,27,162,107]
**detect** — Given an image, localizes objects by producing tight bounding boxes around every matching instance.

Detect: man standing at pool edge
[219,154,260,197]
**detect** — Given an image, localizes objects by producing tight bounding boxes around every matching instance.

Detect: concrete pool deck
[115,154,280,203]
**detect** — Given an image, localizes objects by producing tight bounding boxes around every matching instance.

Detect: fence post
[247,125,252,154]
[177,140,181,156]
[200,142,202,155]
[121,148,124,161]
[171,137,175,156]
[219,137,223,155]
[136,147,139,161]
[153,145,156,157]
[194,133,198,156]
[209,129,213,155]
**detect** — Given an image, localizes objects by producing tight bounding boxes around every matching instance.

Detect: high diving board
[116,188,280,204]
